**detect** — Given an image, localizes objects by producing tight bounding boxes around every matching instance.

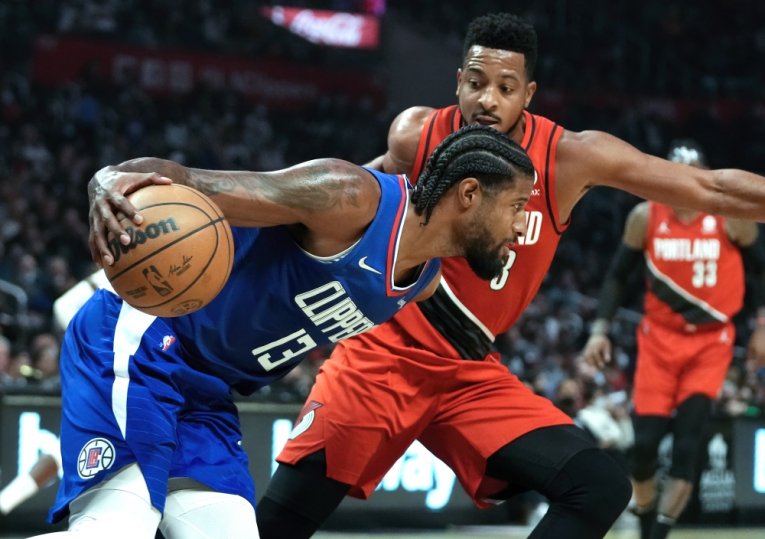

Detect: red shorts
[633,318,734,416]
[277,309,572,508]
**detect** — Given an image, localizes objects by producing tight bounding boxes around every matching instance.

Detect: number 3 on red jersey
[490,250,518,291]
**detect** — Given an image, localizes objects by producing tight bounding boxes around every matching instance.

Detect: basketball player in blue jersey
[30,125,535,539]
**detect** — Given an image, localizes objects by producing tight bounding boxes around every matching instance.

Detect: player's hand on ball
[582,334,613,370]
[89,167,173,267]
[103,184,233,317]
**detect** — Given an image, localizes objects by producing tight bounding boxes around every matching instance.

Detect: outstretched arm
[582,202,648,369]
[556,130,765,223]
[88,158,379,266]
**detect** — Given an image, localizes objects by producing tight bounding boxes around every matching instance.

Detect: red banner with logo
[31,36,383,109]
[260,6,380,49]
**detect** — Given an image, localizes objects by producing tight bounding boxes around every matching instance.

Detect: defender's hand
[582,334,613,370]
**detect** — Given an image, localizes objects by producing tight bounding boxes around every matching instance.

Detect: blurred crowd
[1,0,764,439]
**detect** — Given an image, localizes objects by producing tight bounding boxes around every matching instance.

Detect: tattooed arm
[88,157,380,266]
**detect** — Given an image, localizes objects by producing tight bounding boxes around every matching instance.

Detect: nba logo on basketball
[77,438,116,479]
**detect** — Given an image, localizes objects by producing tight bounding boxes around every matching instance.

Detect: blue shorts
[49,290,254,523]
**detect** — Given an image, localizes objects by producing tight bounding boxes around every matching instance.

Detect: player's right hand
[582,334,613,370]
[88,168,172,267]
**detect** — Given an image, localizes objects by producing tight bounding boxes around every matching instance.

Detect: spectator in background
[0,334,13,386]
[29,332,61,391]
[582,141,765,539]
[5,347,32,388]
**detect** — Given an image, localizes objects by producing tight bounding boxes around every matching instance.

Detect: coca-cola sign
[261,6,380,49]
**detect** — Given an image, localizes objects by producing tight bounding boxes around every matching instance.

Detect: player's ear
[524,81,537,109]
[455,68,463,96]
[458,177,480,208]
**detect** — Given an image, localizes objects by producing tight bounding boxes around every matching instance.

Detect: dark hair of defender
[462,13,538,79]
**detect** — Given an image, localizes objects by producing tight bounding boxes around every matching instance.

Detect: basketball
[103,184,234,317]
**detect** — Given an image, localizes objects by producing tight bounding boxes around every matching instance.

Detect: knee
[581,450,632,518]
[161,490,257,539]
[631,415,670,481]
[550,449,632,526]
[669,395,711,481]
[669,435,705,480]
[633,423,663,463]
[66,465,160,539]
[632,438,659,481]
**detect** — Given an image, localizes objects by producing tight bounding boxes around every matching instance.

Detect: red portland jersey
[409,105,566,337]
[644,202,744,329]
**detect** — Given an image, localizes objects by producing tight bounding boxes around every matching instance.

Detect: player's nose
[512,210,528,238]
[478,87,499,110]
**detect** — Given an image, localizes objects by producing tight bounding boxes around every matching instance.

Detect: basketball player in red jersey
[257,13,765,539]
[583,140,765,539]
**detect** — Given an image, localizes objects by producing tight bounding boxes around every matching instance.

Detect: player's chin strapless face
[458,46,530,135]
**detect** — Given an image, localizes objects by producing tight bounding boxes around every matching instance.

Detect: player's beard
[462,221,507,281]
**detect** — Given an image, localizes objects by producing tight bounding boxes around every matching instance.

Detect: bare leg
[657,477,693,519]
[631,477,657,539]
[632,476,657,509]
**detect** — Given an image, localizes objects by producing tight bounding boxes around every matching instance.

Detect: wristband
[590,319,610,336]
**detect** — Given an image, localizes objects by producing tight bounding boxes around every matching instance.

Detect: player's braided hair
[411,124,534,224]
[463,13,538,78]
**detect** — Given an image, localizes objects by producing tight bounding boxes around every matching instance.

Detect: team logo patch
[702,215,717,234]
[77,438,116,479]
[161,335,176,351]
[358,256,382,275]
[719,328,730,344]
[289,400,323,440]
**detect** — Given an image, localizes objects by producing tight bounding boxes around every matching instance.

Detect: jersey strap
[416,280,494,359]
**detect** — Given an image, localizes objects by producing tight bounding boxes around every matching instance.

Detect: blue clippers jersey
[170,168,440,394]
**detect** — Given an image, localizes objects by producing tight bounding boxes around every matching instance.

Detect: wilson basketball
[104,184,234,317]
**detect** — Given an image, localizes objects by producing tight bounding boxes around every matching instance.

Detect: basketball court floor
[313,528,762,538]
[3,513,763,538]
[4,526,765,538]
